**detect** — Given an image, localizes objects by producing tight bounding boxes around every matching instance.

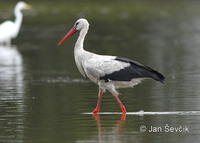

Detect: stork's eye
[75,22,80,27]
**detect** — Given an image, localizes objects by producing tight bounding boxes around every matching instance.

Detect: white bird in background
[0,1,31,46]
[58,18,165,113]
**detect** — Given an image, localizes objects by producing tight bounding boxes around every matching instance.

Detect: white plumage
[58,18,165,113]
[0,45,22,66]
[0,1,31,46]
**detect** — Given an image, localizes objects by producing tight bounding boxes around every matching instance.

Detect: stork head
[74,18,89,31]
[58,18,89,46]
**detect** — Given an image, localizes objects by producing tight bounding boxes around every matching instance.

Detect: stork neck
[75,28,88,51]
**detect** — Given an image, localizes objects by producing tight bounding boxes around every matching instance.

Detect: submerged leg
[114,94,126,113]
[93,90,103,114]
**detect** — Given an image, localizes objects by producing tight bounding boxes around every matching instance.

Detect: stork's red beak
[58,27,77,46]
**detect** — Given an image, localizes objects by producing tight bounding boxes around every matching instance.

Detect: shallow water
[0,1,200,143]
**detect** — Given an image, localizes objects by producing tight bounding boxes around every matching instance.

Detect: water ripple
[37,77,91,84]
[83,110,200,115]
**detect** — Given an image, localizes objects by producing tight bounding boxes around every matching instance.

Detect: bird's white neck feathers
[75,20,89,52]
[14,3,24,33]
[73,19,91,77]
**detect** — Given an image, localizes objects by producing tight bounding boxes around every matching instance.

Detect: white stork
[58,18,165,113]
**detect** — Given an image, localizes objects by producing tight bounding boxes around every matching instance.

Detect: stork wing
[84,55,165,83]
[83,55,129,81]
[109,57,165,83]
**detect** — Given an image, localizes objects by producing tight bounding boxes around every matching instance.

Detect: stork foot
[93,90,103,114]
[120,105,126,113]
[93,108,99,114]
[114,94,126,113]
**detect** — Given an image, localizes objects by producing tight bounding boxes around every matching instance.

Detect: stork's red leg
[93,90,103,113]
[114,94,126,113]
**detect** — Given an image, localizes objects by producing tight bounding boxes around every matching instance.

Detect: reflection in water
[0,45,25,142]
[0,45,22,66]
[83,114,126,143]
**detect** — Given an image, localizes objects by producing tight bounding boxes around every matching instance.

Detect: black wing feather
[99,57,165,83]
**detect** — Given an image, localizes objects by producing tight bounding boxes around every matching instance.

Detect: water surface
[0,1,200,143]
